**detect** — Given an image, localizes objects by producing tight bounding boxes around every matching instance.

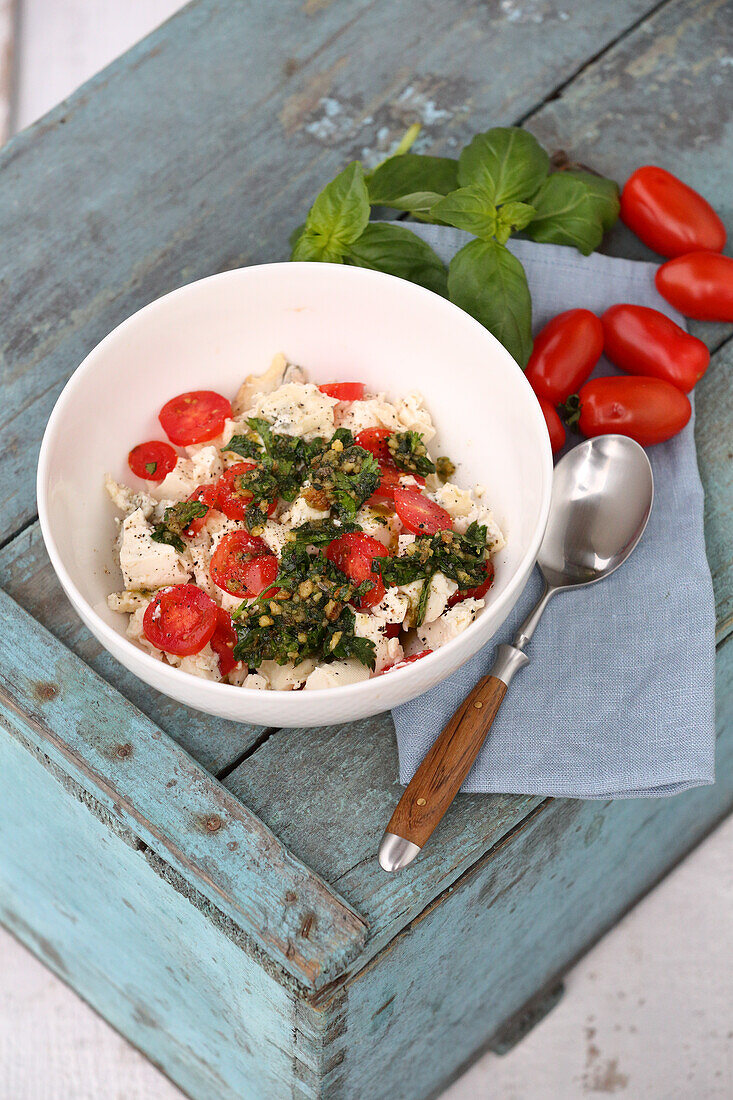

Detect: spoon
[378,434,654,873]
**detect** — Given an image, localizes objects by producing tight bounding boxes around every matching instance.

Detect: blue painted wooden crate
[1,2,731,1097]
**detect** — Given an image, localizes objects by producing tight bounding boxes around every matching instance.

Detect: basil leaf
[495,201,536,245]
[458,128,550,204]
[150,526,186,554]
[291,162,370,263]
[289,519,362,546]
[345,223,448,297]
[430,186,497,239]
[562,170,620,232]
[448,239,532,366]
[291,230,343,263]
[367,153,459,217]
[524,172,617,255]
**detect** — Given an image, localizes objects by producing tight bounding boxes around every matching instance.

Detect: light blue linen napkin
[391,227,716,798]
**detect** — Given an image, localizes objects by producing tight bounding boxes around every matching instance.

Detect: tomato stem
[559,393,582,429]
[550,150,603,178]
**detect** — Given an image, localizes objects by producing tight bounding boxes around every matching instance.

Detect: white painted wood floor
[1,3,731,1097]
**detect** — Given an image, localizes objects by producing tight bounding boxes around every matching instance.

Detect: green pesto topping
[150,500,208,553]
[376,521,491,625]
[436,455,456,482]
[225,417,321,503]
[232,536,376,669]
[307,429,380,520]
[387,431,436,478]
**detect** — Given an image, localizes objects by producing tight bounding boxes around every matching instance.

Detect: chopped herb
[436,456,456,482]
[308,432,380,520]
[144,461,158,476]
[232,541,376,669]
[229,463,280,531]
[387,431,436,477]
[287,518,362,547]
[415,574,433,626]
[226,418,321,503]
[150,500,209,553]
[224,432,262,463]
[376,522,491,625]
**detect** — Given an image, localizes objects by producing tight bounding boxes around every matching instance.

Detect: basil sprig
[291,160,448,296]
[290,126,619,366]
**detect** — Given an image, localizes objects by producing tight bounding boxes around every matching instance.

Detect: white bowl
[37,262,552,728]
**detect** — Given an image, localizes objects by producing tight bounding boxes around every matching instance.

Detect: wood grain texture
[13,0,183,130]
[524,0,733,349]
[0,522,264,774]
[3,633,731,1100]
[224,712,543,966]
[325,635,733,1098]
[386,674,507,848]
[0,587,367,991]
[0,727,301,1100]
[0,0,664,540]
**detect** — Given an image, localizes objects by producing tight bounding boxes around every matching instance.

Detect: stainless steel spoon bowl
[379,434,654,872]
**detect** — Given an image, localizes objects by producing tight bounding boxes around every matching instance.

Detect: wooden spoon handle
[380,644,529,870]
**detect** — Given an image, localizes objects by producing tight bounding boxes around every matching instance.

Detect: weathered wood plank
[0,726,301,1100]
[0,587,367,991]
[327,633,733,1099]
[0,0,663,539]
[0,522,264,774]
[225,713,543,962]
[525,0,733,349]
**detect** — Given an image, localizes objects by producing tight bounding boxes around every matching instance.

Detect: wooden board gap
[216,726,281,780]
[515,0,673,128]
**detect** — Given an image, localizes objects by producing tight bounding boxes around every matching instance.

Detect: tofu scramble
[106,355,505,691]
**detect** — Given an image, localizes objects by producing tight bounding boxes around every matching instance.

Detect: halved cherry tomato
[621,166,726,258]
[326,532,389,608]
[319,382,365,401]
[214,462,277,521]
[159,390,232,446]
[394,488,452,536]
[142,584,218,656]
[369,466,401,503]
[355,427,394,466]
[368,466,425,504]
[575,376,691,447]
[210,531,278,598]
[655,252,733,322]
[447,560,495,608]
[602,304,709,393]
[209,608,238,677]
[378,650,433,675]
[525,309,603,404]
[128,441,178,483]
[538,397,566,455]
[182,484,218,538]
